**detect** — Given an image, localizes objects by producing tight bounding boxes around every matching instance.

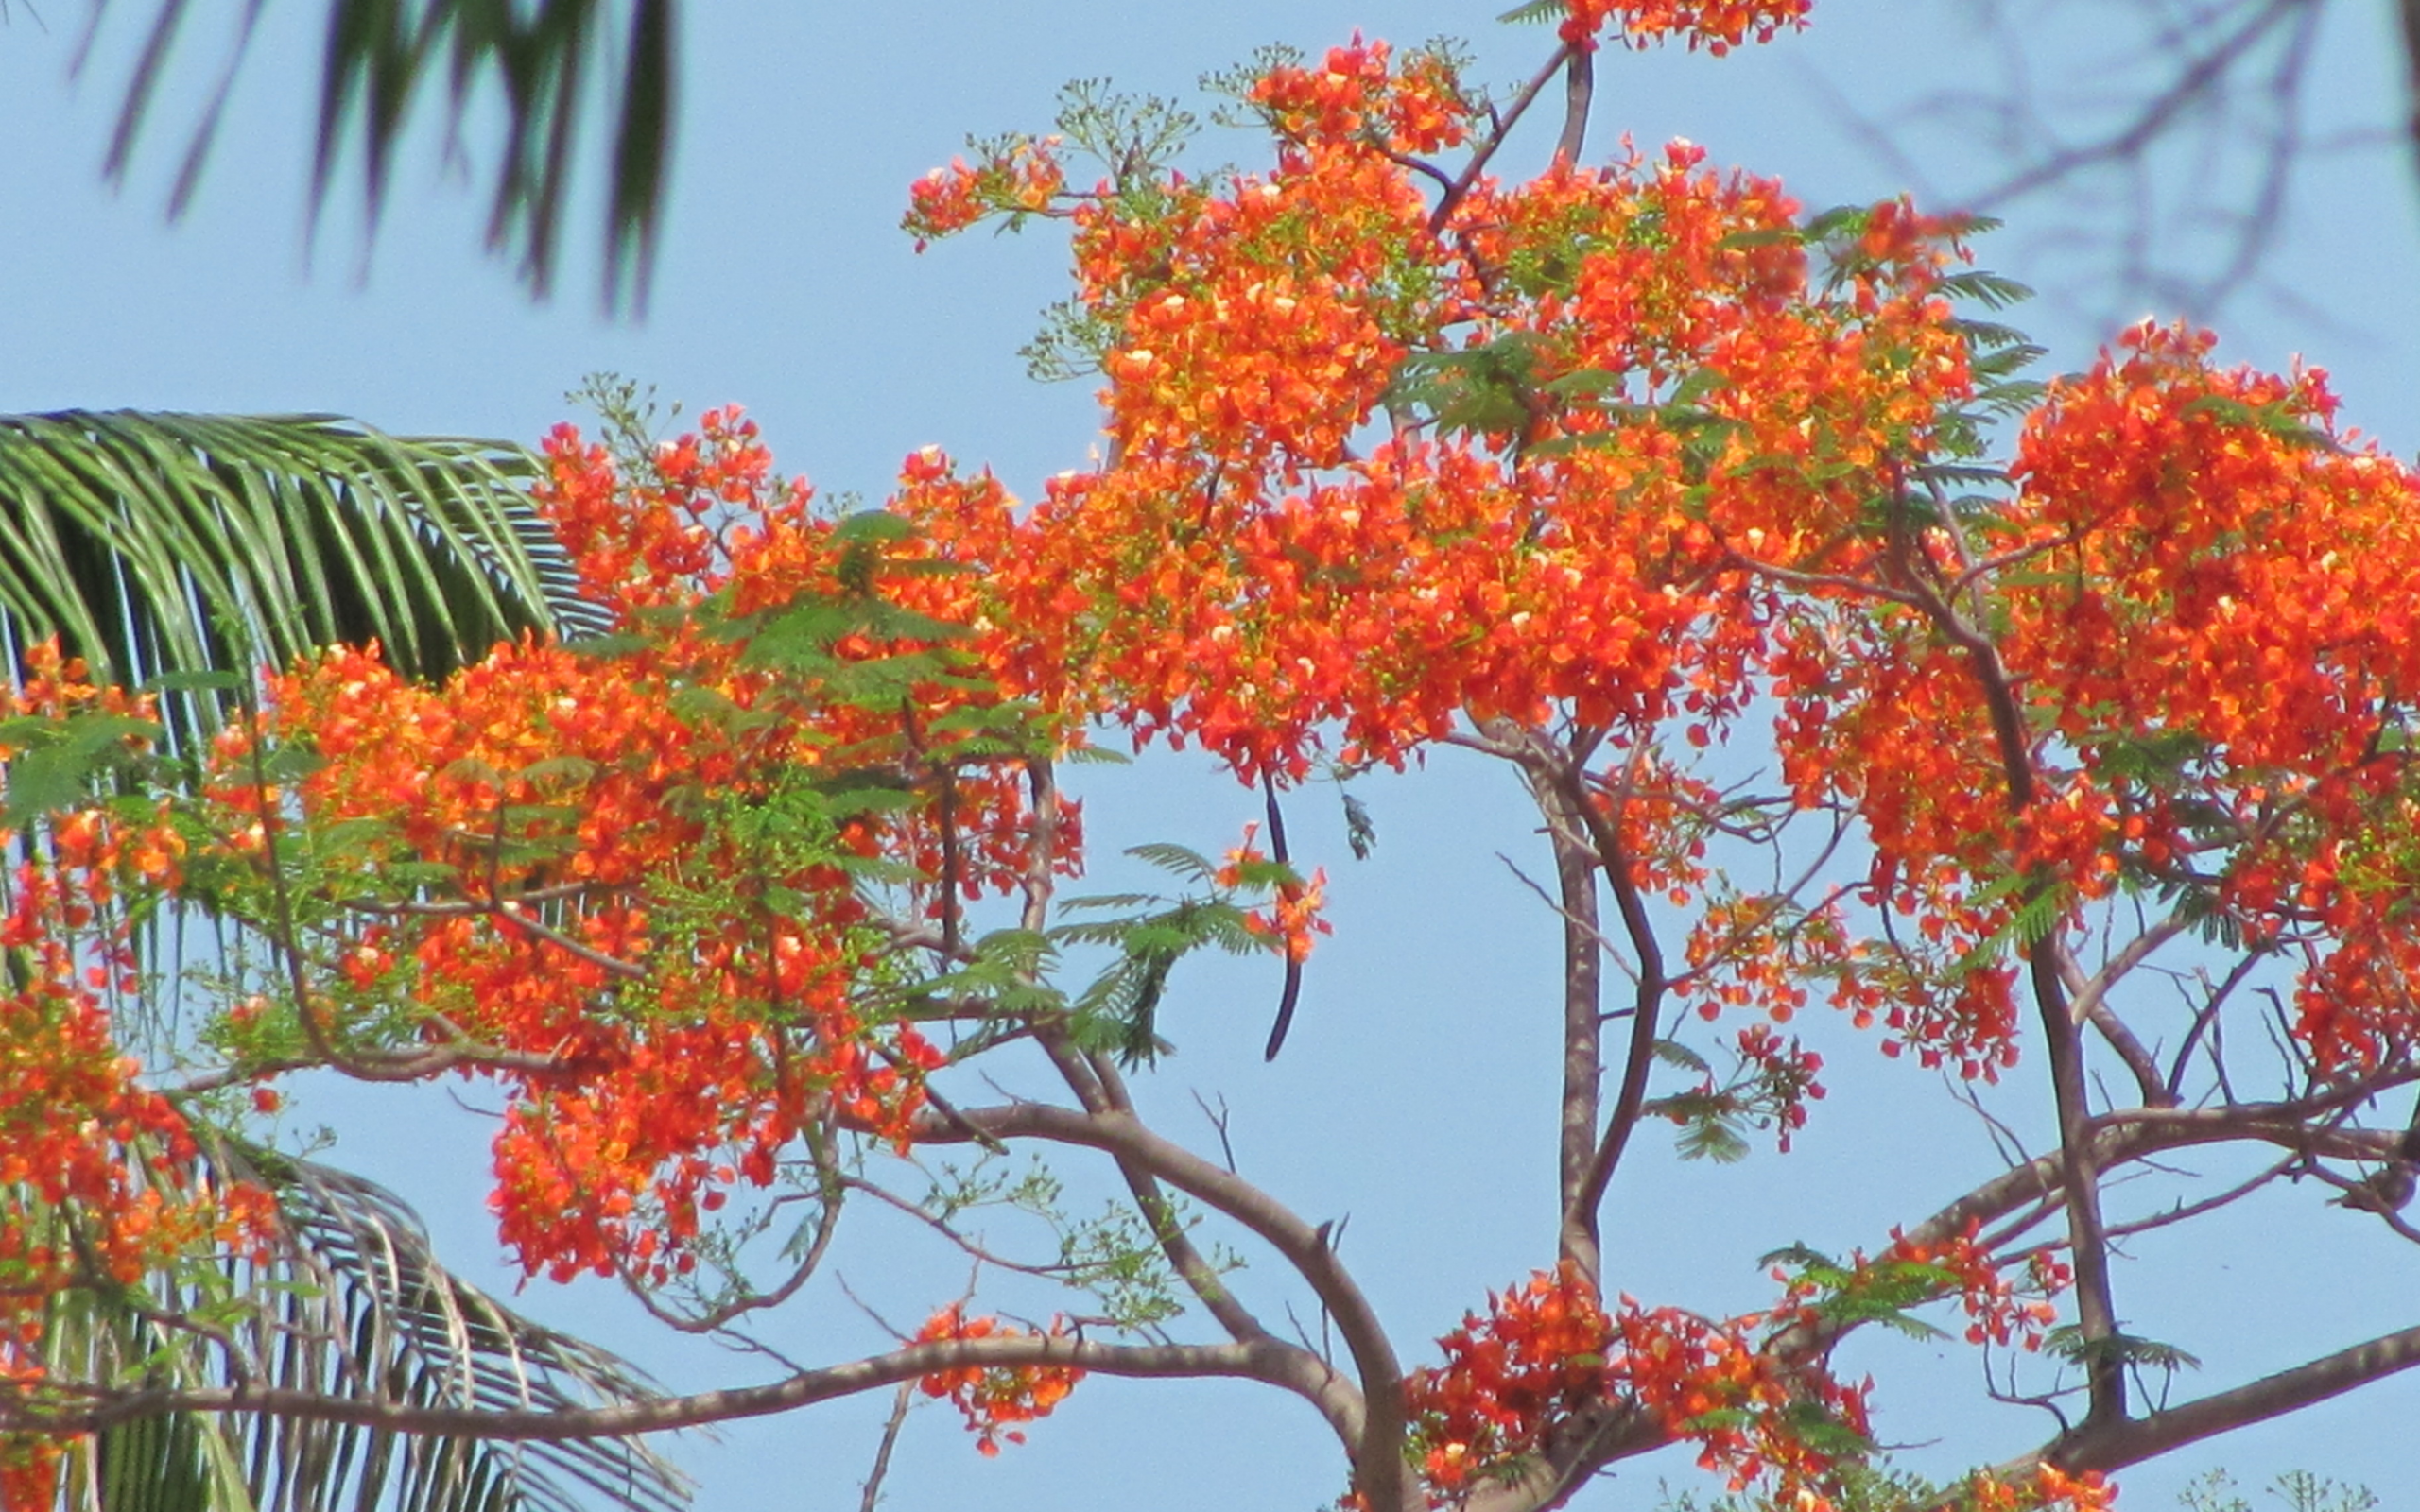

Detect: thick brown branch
[1523,758,1607,1283]
[1554,47,1594,164]
[161,1034,569,1094]
[908,1099,1393,1495]
[1462,1401,1665,1512]
[2044,1320,2420,1473]
[1082,1052,1277,1348]
[1896,1085,2420,1256]
[1549,756,1668,1233]
[1020,757,1062,935]
[8,1336,1309,1442]
[1920,599,2036,811]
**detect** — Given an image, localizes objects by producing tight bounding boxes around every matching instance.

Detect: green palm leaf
[0,410,601,730]
[0,415,651,1507]
[1,414,667,1511]
[43,1144,694,1512]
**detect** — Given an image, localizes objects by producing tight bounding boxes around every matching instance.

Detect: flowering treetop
[7,2,2420,1510]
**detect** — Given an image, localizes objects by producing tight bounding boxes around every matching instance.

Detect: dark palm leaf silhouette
[86,0,676,310]
[44,1144,693,1512]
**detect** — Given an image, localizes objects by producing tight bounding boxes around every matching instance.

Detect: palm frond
[0,410,603,730]
[44,1144,694,1512]
[87,0,677,310]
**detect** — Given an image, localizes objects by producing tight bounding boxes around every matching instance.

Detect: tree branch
[1554,46,1594,164]
[1523,748,1608,1284]
[8,1335,1309,1442]
[1427,43,1574,235]
[1547,750,1669,1237]
[2057,929,2181,1108]
[2043,1319,2420,1472]
[907,1100,1393,1492]
[1080,1050,1280,1349]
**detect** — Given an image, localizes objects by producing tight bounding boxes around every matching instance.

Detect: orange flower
[913,1306,1085,1455]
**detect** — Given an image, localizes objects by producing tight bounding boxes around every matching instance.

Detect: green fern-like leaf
[1124,841,1220,884]
[1937,268,2036,311]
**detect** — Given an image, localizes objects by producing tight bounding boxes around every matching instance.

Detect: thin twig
[857,1383,916,1512]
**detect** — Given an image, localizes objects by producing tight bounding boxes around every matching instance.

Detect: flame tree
[6,4,2419,1509]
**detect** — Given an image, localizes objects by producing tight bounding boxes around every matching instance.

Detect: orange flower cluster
[1406,1263,1616,1492]
[1730,1023,1825,1152]
[1405,1263,1869,1504]
[198,410,1062,1286]
[904,137,1067,250]
[1919,1232,2067,1351]
[912,1306,1084,1456]
[0,647,276,1501]
[1217,825,1333,962]
[906,41,2066,1091]
[0,1440,60,1512]
[1559,0,1814,54]
[1770,1226,2066,1352]
[1967,1466,2119,1512]
[1682,892,1849,1026]
[1606,1304,1869,1498]
[909,43,1973,793]
[2001,326,2420,1072]
[1248,37,1477,157]
[1772,317,2420,1076]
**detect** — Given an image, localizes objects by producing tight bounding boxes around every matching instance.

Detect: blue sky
[6,2,2418,1508]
